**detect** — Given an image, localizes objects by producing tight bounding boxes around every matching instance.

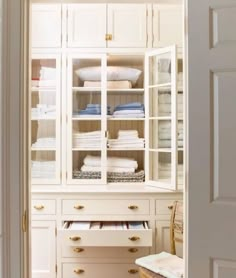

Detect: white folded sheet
[84,80,132,89]
[81,165,136,173]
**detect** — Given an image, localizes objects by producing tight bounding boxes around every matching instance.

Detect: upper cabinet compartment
[67,4,107,48]
[66,4,147,48]
[107,4,147,48]
[152,3,183,48]
[31,4,62,48]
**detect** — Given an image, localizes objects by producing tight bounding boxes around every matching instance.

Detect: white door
[145,46,178,190]
[31,4,62,48]
[107,4,147,48]
[67,4,106,48]
[31,221,56,278]
[153,4,183,48]
[188,0,236,277]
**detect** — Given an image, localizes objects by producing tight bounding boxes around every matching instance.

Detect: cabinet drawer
[155,199,177,215]
[63,263,139,278]
[62,199,150,215]
[32,199,56,215]
[62,246,149,259]
[59,223,152,247]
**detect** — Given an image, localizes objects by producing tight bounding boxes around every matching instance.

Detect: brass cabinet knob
[128,269,139,274]
[128,205,138,210]
[74,205,84,210]
[69,236,81,241]
[33,205,44,210]
[105,34,112,41]
[128,236,140,241]
[74,269,84,274]
[73,248,84,253]
[168,205,174,210]
[128,248,138,253]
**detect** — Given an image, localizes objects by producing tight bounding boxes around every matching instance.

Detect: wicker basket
[139,267,165,278]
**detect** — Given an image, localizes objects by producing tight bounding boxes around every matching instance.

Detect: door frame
[0,0,189,277]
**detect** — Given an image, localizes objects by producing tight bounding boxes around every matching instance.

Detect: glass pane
[178,151,184,189]
[31,120,56,149]
[149,52,171,86]
[149,120,172,149]
[31,59,56,89]
[106,151,145,183]
[72,121,101,149]
[149,87,172,117]
[73,151,102,181]
[149,152,171,183]
[31,151,56,179]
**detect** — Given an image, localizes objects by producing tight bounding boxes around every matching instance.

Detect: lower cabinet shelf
[62,263,140,278]
[59,221,152,247]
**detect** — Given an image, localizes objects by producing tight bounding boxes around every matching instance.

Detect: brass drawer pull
[129,236,140,241]
[74,269,84,274]
[33,205,44,210]
[168,205,174,210]
[73,248,84,253]
[105,34,112,41]
[128,205,138,210]
[128,269,139,274]
[74,205,84,210]
[69,236,81,241]
[128,248,138,253]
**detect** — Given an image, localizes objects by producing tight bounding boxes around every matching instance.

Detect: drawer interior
[63,221,149,230]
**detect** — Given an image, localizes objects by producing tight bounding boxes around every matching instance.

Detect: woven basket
[139,267,165,278]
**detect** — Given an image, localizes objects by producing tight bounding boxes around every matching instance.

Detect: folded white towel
[81,165,136,173]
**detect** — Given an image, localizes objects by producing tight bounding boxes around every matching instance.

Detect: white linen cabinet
[66,4,147,48]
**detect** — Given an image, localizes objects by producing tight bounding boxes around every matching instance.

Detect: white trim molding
[1,0,30,277]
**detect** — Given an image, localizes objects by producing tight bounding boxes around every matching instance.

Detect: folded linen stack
[158,92,183,117]
[74,104,111,117]
[31,160,56,179]
[32,67,57,88]
[112,102,145,118]
[31,104,56,118]
[159,163,184,184]
[157,72,183,90]
[73,155,145,182]
[84,80,132,89]
[158,121,183,148]
[73,130,101,148]
[108,130,145,149]
[32,137,56,148]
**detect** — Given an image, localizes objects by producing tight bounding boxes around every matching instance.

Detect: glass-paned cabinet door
[145,45,178,190]
[67,54,107,184]
[31,54,61,184]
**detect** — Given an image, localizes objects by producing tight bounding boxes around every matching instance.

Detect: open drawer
[59,221,152,247]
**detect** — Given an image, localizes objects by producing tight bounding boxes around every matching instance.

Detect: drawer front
[62,246,149,258]
[32,199,56,215]
[60,229,152,247]
[63,263,139,278]
[62,199,150,215]
[156,199,177,215]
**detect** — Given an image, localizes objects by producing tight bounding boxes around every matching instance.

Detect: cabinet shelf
[31,147,56,151]
[148,83,171,89]
[150,148,184,152]
[72,117,102,121]
[107,117,145,121]
[72,148,101,151]
[149,116,171,120]
[107,148,145,151]
[72,87,144,94]
[31,87,56,92]
[31,117,56,121]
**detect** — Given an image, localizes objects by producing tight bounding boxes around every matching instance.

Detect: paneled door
[188,0,236,277]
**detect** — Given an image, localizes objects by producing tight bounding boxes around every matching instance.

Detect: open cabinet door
[145,45,178,190]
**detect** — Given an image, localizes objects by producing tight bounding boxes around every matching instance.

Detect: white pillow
[75,66,142,86]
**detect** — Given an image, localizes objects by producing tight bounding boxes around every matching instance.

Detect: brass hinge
[105,131,108,138]
[55,264,58,273]
[22,210,27,232]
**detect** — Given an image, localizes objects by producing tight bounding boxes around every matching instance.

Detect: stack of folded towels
[159,163,183,185]
[74,104,111,117]
[31,104,56,118]
[158,92,183,117]
[31,66,57,88]
[108,130,145,149]
[158,121,183,148]
[112,102,145,118]
[73,155,145,182]
[73,130,101,148]
[31,160,56,179]
[32,137,56,148]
